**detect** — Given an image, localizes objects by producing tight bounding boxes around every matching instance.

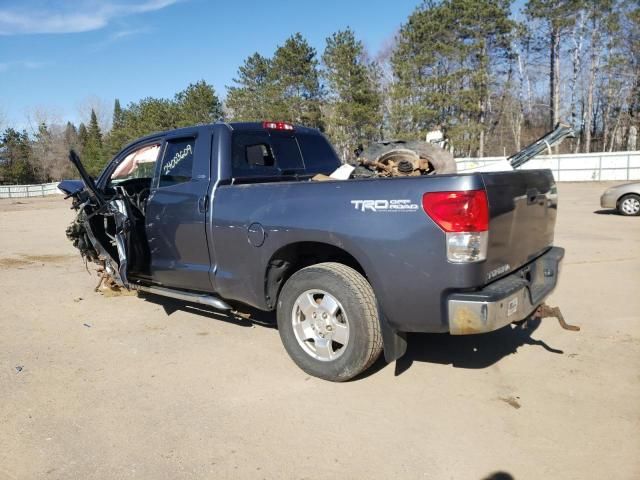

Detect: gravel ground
[0,182,639,480]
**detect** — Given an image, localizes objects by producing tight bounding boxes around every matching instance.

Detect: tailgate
[481,169,557,282]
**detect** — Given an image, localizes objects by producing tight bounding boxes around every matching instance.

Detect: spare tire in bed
[357,140,457,176]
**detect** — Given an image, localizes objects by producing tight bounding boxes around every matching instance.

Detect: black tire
[360,140,457,174]
[277,263,383,382]
[617,194,640,216]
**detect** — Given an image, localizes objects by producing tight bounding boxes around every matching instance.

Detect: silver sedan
[600,182,640,216]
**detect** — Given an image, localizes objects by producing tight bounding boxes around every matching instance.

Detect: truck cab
[63,122,341,292]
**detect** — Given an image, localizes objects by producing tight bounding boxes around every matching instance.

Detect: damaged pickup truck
[60,121,576,381]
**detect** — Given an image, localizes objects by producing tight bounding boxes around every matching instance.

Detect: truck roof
[126,122,323,146]
[225,122,322,136]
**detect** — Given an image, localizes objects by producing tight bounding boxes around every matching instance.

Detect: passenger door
[145,129,214,292]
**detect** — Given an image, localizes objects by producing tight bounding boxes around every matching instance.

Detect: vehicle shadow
[593,209,617,215]
[391,317,563,377]
[482,473,514,480]
[139,293,564,380]
[137,292,277,329]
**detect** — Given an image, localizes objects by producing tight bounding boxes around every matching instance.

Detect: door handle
[198,196,208,213]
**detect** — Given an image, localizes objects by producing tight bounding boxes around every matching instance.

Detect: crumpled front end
[61,188,128,293]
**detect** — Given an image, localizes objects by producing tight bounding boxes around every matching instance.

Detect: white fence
[0,182,62,199]
[456,151,640,182]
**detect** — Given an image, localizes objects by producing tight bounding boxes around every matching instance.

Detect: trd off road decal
[350,199,419,212]
[163,144,193,175]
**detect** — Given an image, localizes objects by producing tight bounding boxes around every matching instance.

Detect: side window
[110,144,161,184]
[159,138,195,188]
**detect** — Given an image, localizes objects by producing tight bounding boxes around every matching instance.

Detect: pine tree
[112,98,124,131]
[226,53,273,121]
[322,28,382,160]
[83,109,106,175]
[270,33,324,128]
[77,123,88,153]
[123,97,179,137]
[31,122,54,181]
[391,0,513,155]
[106,99,131,156]
[0,128,35,184]
[64,122,79,149]
[175,80,223,126]
[226,37,323,127]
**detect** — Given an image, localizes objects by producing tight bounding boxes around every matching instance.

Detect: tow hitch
[532,303,580,331]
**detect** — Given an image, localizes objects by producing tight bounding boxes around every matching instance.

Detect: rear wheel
[618,194,640,216]
[277,263,383,381]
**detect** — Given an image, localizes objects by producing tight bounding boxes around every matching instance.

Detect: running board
[133,285,232,311]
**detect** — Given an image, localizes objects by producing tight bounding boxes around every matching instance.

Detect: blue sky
[0,0,526,130]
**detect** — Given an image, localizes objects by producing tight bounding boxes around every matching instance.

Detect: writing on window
[160,139,195,187]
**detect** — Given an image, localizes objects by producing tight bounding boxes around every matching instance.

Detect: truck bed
[211,169,557,333]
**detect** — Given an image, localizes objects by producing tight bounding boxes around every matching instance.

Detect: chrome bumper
[447,247,564,335]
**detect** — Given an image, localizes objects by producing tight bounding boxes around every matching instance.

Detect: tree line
[1,0,638,184]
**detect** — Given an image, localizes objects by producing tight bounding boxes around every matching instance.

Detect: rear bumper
[447,247,564,335]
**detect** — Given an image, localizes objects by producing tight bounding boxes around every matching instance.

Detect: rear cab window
[231,129,340,179]
[232,132,278,176]
[296,133,341,174]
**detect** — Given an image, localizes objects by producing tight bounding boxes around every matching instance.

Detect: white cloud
[22,61,49,69]
[0,60,50,71]
[111,29,147,40]
[0,0,181,35]
[89,27,152,51]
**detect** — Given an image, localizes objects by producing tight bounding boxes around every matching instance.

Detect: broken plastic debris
[311,174,331,182]
[311,164,356,182]
[329,164,355,180]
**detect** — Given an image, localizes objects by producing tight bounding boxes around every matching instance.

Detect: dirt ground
[0,182,638,480]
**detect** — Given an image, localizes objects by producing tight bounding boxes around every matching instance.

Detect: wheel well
[619,192,639,202]
[264,242,366,310]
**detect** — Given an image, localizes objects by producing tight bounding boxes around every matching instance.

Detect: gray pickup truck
[60,121,564,381]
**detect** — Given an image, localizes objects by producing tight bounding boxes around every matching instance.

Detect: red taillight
[262,121,294,131]
[422,190,489,232]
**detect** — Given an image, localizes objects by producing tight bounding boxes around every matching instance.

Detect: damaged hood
[58,179,85,197]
